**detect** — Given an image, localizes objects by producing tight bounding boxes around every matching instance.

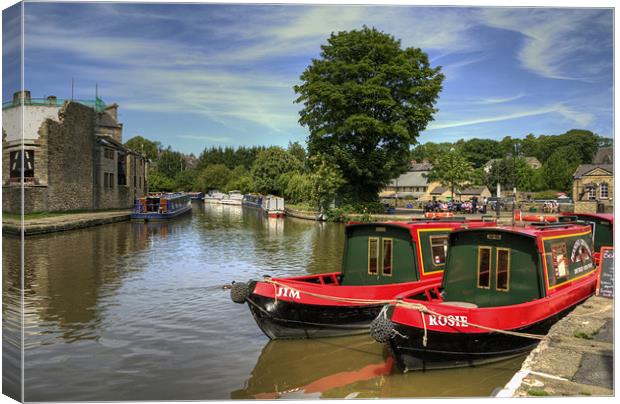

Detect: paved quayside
[2,210,132,236]
[496,295,613,397]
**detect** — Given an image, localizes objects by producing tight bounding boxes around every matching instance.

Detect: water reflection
[1,203,525,400]
[231,335,391,399]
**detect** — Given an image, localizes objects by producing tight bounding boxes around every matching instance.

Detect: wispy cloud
[479,9,612,81]
[472,93,525,105]
[177,135,233,142]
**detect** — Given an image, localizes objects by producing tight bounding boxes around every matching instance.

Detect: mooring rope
[262,278,545,341]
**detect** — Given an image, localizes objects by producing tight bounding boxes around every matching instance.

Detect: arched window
[588,186,596,200]
[600,183,609,199]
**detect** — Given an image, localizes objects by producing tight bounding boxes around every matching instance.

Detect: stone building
[380,161,441,201]
[572,165,613,214]
[2,90,148,214]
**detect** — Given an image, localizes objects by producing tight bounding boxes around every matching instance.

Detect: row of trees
[421,130,611,195]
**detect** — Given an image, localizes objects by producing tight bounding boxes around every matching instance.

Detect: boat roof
[451,223,592,239]
[346,218,494,232]
[560,212,614,224]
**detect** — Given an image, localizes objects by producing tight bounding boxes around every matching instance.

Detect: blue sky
[2,2,614,154]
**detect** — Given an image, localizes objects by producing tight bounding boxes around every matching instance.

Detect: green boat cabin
[339,220,494,287]
[440,224,595,308]
[560,213,613,253]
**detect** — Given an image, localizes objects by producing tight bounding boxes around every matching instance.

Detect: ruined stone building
[2,90,149,214]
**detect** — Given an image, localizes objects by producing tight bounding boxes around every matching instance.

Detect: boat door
[474,245,510,307]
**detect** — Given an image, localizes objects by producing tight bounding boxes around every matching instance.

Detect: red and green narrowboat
[560,212,613,262]
[373,222,598,371]
[230,217,495,339]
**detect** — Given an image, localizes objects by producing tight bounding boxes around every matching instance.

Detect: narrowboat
[373,222,598,371]
[221,190,243,205]
[132,193,192,221]
[243,194,264,209]
[560,212,613,261]
[230,217,495,339]
[204,191,227,203]
[188,191,205,201]
[262,195,285,218]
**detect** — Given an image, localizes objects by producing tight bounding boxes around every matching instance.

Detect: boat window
[477,246,491,289]
[368,238,379,275]
[430,235,448,266]
[496,248,510,291]
[382,238,393,276]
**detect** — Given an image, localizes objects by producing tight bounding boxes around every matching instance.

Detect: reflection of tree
[8,221,154,343]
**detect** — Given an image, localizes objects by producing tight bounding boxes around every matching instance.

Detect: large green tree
[156,148,186,179]
[426,150,474,199]
[295,26,444,202]
[196,164,231,192]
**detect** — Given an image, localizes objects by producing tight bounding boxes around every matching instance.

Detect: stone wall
[43,102,96,212]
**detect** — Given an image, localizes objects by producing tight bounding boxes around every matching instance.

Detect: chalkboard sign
[598,247,614,299]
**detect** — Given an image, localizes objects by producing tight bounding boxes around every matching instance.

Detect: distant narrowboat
[242,194,264,209]
[188,191,205,201]
[221,190,243,205]
[132,193,192,221]
[262,195,285,218]
[373,222,598,371]
[231,217,495,339]
[204,191,227,203]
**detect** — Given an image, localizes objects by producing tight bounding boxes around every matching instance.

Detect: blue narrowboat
[132,193,192,221]
[242,194,264,209]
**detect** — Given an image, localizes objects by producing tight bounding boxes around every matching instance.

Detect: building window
[430,235,448,266]
[588,187,596,200]
[103,172,115,188]
[477,246,491,289]
[9,150,35,179]
[496,248,510,291]
[117,154,127,185]
[382,239,393,276]
[600,183,608,199]
[104,148,115,160]
[368,238,379,275]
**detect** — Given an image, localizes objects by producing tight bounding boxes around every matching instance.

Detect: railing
[2,97,107,112]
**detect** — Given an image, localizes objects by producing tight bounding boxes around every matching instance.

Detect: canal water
[3,203,526,400]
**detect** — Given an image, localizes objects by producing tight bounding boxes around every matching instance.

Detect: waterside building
[2,90,149,214]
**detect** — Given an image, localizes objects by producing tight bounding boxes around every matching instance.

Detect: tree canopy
[251,146,303,195]
[426,150,474,199]
[124,135,161,160]
[295,26,444,202]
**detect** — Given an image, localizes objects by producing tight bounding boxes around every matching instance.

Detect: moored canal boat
[242,194,264,209]
[221,190,244,205]
[372,221,598,371]
[231,217,495,339]
[132,193,192,221]
[188,191,205,201]
[262,195,285,218]
[204,191,227,203]
[560,212,613,262]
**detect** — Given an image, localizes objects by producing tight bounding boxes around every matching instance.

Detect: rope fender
[262,278,545,341]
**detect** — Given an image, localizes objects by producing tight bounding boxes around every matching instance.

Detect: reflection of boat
[378,221,598,371]
[262,195,286,218]
[204,191,227,203]
[131,193,192,221]
[230,336,392,399]
[242,194,263,209]
[221,190,243,205]
[232,218,495,339]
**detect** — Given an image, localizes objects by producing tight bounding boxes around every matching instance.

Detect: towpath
[3,210,132,236]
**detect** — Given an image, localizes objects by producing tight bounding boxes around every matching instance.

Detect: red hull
[253,272,442,307]
[390,270,597,334]
[267,212,285,218]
